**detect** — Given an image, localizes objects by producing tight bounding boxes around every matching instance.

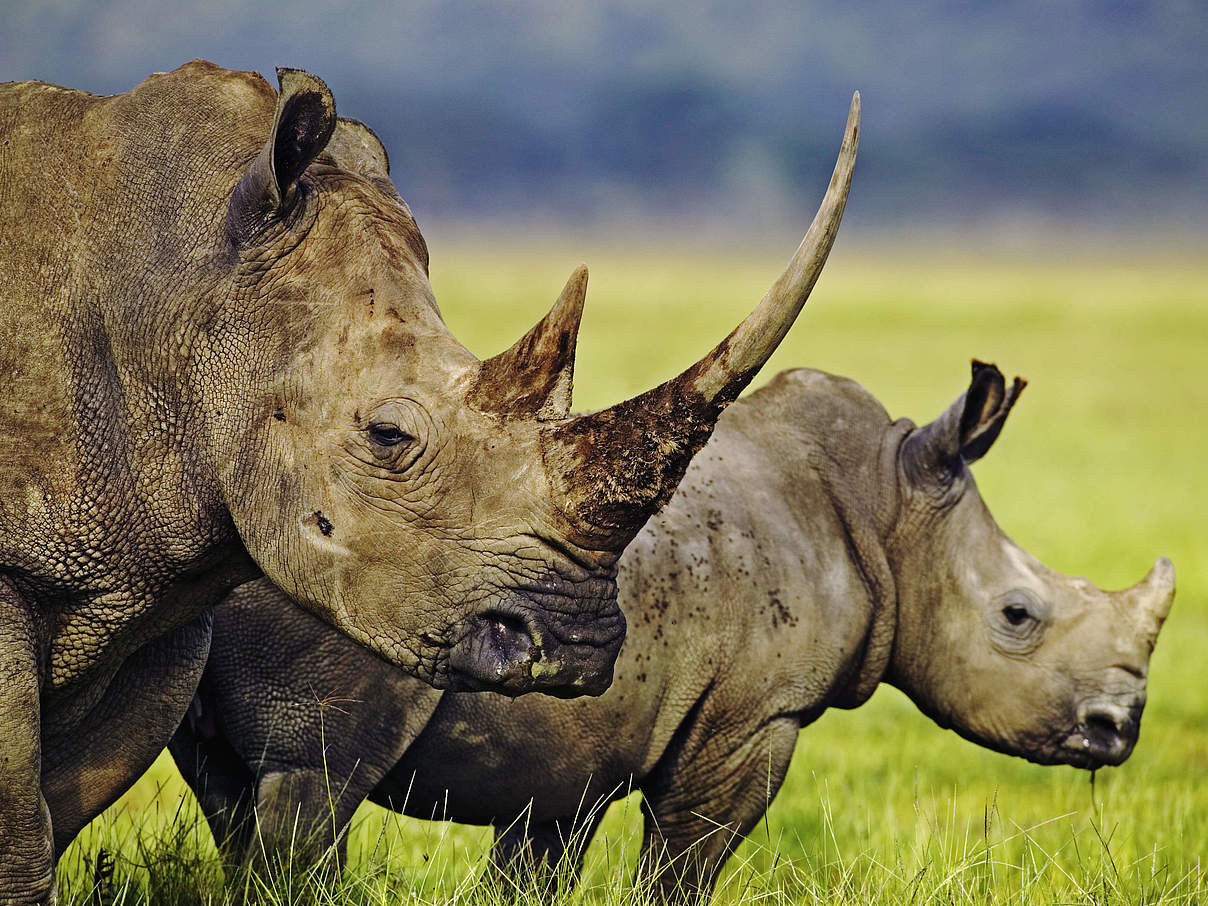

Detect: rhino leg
[173,710,359,872]
[637,715,800,903]
[168,684,258,861]
[41,613,214,855]
[172,718,369,874]
[173,583,444,872]
[0,578,56,905]
[251,767,364,872]
[489,807,606,895]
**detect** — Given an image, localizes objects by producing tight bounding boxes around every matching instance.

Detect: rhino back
[377,370,886,824]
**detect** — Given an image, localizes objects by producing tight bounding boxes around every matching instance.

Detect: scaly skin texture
[175,365,1175,898]
[3,60,854,903]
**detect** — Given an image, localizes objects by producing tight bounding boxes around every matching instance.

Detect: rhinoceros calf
[175,362,1174,897]
[0,60,858,902]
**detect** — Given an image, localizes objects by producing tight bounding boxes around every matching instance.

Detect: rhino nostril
[1085,711,1121,738]
[484,611,533,647]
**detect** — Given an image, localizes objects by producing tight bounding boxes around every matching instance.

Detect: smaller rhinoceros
[173,362,1174,899]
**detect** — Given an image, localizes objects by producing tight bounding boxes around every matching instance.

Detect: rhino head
[204,69,860,698]
[884,362,1175,767]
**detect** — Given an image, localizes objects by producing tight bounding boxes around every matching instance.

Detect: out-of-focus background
[6,2,1206,902]
[4,0,1206,240]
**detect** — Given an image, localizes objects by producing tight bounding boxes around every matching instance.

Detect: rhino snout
[446,589,625,698]
[447,609,543,693]
[1063,697,1144,768]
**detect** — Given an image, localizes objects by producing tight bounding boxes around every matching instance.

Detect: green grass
[59,236,1208,904]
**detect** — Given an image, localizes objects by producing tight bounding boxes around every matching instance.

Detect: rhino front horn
[470,264,588,420]
[1129,556,1175,638]
[545,92,861,548]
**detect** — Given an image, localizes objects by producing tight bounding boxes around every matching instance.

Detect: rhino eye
[1002,603,1031,626]
[366,423,414,449]
[990,589,1046,655]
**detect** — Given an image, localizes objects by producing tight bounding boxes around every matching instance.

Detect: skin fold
[0,61,857,903]
[175,363,1174,899]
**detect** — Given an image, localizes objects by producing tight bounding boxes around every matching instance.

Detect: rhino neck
[815,418,909,709]
[746,370,909,710]
[79,64,286,548]
[697,370,906,715]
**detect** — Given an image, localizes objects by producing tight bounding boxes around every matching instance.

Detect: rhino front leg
[0,578,55,905]
[490,807,606,895]
[168,681,258,861]
[637,715,799,903]
[239,711,432,873]
[173,707,373,872]
[251,767,360,872]
[41,613,214,855]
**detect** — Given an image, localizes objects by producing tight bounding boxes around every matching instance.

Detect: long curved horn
[469,265,588,419]
[545,93,860,548]
[678,91,860,403]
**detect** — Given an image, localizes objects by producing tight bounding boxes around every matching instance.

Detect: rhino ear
[326,116,430,272]
[230,68,336,240]
[956,360,1026,462]
[904,360,1026,482]
[327,117,410,208]
[328,117,390,179]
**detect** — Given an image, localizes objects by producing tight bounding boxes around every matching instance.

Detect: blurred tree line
[4,0,1205,229]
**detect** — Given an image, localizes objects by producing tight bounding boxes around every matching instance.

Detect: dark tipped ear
[230,68,336,239]
[903,360,1026,482]
[958,360,1026,461]
[327,117,410,209]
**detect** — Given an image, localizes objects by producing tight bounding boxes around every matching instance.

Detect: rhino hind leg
[636,715,800,903]
[0,578,56,905]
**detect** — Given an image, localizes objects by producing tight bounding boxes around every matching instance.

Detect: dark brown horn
[544,93,860,549]
[469,265,588,419]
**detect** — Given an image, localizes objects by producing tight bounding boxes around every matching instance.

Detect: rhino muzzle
[1060,697,1144,768]
[447,579,625,697]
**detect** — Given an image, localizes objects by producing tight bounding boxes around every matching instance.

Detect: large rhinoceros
[0,61,858,901]
[174,362,1174,898]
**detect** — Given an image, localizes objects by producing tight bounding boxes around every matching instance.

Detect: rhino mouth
[1033,700,1141,769]
[446,579,625,698]
[1057,715,1138,769]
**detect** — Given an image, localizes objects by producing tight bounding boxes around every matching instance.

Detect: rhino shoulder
[734,368,893,450]
[754,367,886,414]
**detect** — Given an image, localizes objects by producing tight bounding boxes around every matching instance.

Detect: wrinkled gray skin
[174,362,1175,898]
[0,61,858,903]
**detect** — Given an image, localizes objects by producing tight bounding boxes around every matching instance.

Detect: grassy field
[58,235,1207,904]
